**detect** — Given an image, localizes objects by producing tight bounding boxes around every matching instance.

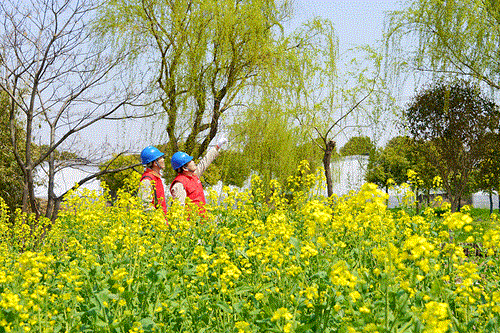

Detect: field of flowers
[0,162,499,332]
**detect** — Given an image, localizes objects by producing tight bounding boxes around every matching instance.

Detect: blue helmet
[171,151,193,170]
[140,146,164,165]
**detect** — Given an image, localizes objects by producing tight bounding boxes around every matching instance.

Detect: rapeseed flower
[421,301,450,333]
[0,161,497,332]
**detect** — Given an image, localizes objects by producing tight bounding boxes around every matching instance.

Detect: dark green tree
[405,80,500,212]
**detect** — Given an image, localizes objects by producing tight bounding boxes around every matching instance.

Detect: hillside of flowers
[0,162,499,332]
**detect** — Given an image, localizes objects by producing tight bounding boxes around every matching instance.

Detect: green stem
[388,292,409,332]
[385,280,389,332]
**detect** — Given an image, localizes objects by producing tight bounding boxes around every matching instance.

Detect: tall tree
[97,0,292,159]
[388,0,500,90]
[279,19,393,197]
[0,0,146,220]
[405,79,500,212]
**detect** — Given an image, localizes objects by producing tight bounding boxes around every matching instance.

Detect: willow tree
[228,95,321,193]
[388,0,500,90]
[98,0,292,159]
[277,19,393,197]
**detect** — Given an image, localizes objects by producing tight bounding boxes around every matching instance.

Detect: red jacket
[140,169,167,215]
[170,173,206,214]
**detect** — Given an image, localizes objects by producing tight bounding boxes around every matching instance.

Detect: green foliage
[230,97,322,195]
[0,91,24,215]
[98,154,142,199]
[474,132,500,193]
[405,79,500,211]
[211,151,252,188]
[33,144,79,162]
[472,132,500,213]
[340,136,376,157]
[366,137,409,189]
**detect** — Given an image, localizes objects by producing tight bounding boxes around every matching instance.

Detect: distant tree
[366,136,439,211]
[365,148,389,191]
[366,136,414,192]
[405,80,500,212]
[388,0,500,91]
[340,136,376,157]
[98,0,292,159]
[408,140,441,205]
[0,0,146,220]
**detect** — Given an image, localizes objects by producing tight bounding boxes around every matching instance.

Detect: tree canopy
[366,136,413,190]
[339,136,376,157]
[405,79,500,211]
[229,96,320,192]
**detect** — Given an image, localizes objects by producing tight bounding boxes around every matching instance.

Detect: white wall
[329,155,369,197]
[472,191,499,209]
[34,163,102,199]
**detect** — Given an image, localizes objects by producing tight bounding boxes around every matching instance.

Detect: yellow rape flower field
[0,162,499,332]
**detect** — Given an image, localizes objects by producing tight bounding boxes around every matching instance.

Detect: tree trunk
[22,166,40,218]
[48,197,61,222]
[455,196,462,213]
[414,186,420,214]
[45,129,58,220]
[489,191,493,215]
[322,140,336,197]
